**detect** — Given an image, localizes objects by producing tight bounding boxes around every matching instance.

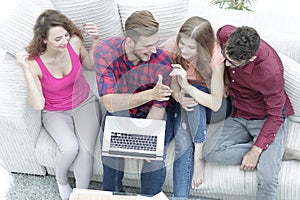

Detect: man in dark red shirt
[204,25,294,200]
[94,10,172,196]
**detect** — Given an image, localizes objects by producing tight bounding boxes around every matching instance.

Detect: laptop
[101,116,166,161]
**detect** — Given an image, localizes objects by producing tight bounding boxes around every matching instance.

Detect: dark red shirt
[95,37,172,117]
[217,25,294,149]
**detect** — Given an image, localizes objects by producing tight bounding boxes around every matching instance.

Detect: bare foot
[192,158,205,189]
[192,143,205,189]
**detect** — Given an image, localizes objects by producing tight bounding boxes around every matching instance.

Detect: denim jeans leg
[102,156,124,192]
[101,111,129,192]
[173,142,193,199]
[165,104,176,148]
[171,102,193,198]
[185,104,207,143]
[255,119,287,200]
[205,117,287,199]
[204,117,253,164]
[139,105,175,196]
[186,84,208,142]
[141,159,166,195]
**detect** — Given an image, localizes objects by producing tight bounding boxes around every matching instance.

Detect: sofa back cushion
[50,0,124,49]
[0,0,54,56]
[279,53,300,121]
[117,0,189,45]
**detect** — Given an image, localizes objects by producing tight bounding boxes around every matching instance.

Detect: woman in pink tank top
[17,9,100,200]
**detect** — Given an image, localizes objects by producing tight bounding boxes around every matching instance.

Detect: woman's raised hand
[169,64,189,89]
[82,22,99,40]
[16,51,31,72]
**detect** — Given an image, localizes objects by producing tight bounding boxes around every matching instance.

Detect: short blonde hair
[125,10,159,43]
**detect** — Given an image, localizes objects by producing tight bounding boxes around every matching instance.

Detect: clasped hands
[170,64,198,111]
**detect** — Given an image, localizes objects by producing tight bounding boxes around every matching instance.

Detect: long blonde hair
[174,16,215,82]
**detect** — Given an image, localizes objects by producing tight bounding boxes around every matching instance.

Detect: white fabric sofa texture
[0,0,299,199]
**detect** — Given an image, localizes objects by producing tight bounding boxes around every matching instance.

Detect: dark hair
[26,9,82,59]
[124,10,159,43]
[174,16,215,81]
[226,26,260,61]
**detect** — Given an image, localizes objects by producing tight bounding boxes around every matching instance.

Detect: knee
[175,126,192,151]
[58,140,79,157]
[79,144,95,158]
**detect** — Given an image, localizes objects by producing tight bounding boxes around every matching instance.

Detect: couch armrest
[0,54,45,175]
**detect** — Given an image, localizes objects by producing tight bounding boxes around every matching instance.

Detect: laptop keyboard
[110,132,157,151]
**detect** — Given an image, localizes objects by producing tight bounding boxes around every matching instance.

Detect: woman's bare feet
[192,157,205,188]
[192,143,205,189]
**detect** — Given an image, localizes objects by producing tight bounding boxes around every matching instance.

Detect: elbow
[32,103,45,111]
[30,99,45,111]
[211,106,219,112]
[211,102,222,112]
[102,96,113,113]
[34,105,44,111]
[103,104,113,113]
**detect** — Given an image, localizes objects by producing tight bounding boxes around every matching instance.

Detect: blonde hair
[125,10,159,43]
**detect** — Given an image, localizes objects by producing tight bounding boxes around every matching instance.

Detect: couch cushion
[262,53,300,161]
[0,54,45,175]
[277,53,300,160]
[268,38,300,64]
[0,0,54,56]
[186,161,300,200]
[164,145,300,200]
[117,0,189,45]
[278,53,300,120]
[50,0,124,49]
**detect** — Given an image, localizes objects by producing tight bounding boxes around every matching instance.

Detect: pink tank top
[35,43,90,111]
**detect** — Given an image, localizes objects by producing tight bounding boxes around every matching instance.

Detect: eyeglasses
[221,49,249,68]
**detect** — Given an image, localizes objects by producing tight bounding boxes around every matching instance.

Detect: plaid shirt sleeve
[95,38,119,96]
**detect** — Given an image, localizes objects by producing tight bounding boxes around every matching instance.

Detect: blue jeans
[166,85,232,199]
[101,110,173,196]
[205,116,288,200]
[172,86,207,199]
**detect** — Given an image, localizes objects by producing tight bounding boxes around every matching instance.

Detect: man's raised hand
[152,74,172,101]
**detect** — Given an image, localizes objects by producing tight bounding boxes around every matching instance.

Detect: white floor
[0,162,13,199]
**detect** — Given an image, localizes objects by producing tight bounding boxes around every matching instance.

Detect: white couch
[1,0,300,199]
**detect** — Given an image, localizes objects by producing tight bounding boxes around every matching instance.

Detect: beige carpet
[4,172,212,200]
[0,163,13,200]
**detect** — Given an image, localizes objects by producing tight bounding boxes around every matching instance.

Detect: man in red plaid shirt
[94,10,173,196]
